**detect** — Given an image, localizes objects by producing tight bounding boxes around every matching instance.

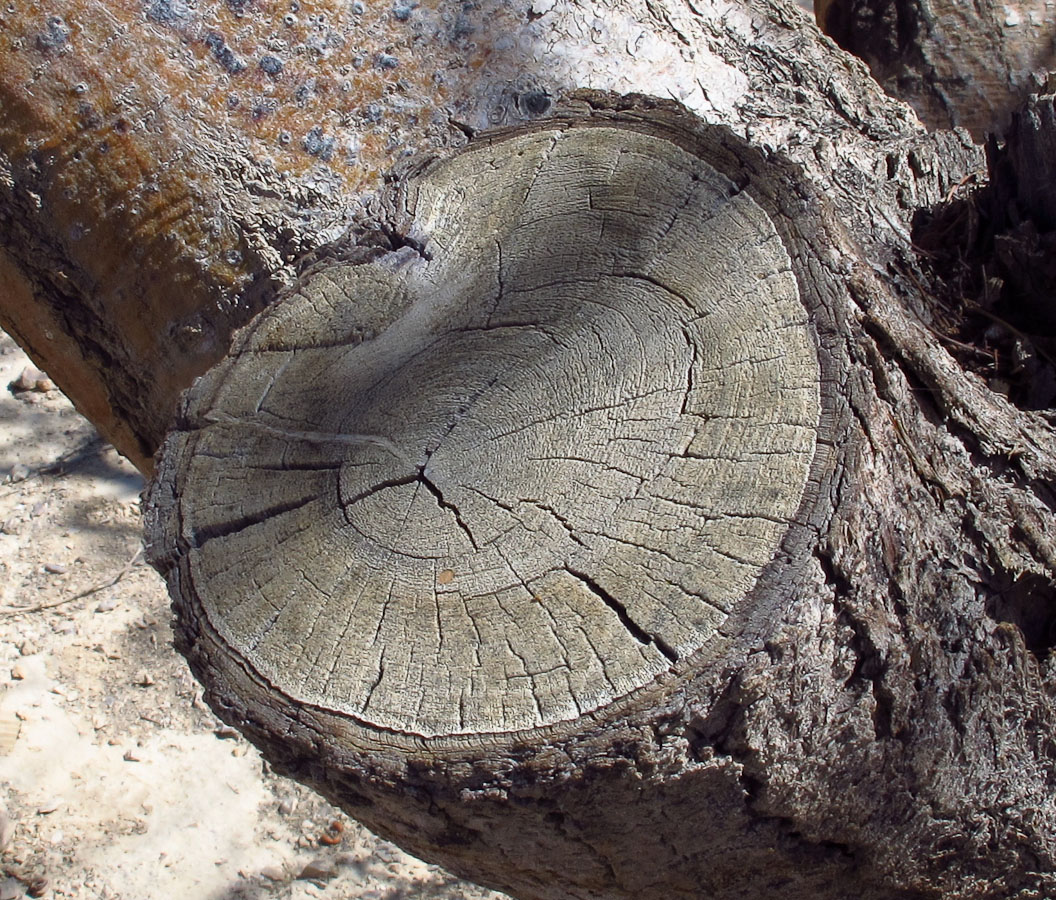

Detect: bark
[912,90,1056,385]
[816,0,1056,138]
[5,1,1056,899]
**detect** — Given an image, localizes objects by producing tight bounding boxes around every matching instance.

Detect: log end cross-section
[146,109,844,900]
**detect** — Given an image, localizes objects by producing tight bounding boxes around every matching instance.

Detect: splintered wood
[148,123,820,737]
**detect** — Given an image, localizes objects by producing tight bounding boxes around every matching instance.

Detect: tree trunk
[4,2,1056,899]
[816,0,1056,138]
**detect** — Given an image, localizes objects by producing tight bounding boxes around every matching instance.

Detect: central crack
[342,459,481,552]
[416,467,480,551]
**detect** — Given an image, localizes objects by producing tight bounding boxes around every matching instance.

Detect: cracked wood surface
[140,103,1056,899]
[148,122,820,737]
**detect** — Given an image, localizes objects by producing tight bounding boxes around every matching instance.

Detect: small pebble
[298,858,336,882]
[95,597,119,613]
[43,563,68,575]
[278,797,297,816]
[37,799,60,815]
[7,464,29,484]
[0,805,13,851]
[134,670,155,687]
[18,640,38,656]
[10,664,26,681]
[215,725,239,740]
[133,613,158,629]
[10,366,43,392]
[123,749,140,762]
[260,865,286,881]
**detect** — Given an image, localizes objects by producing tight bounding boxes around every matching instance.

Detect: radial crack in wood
[148,122,821,741]
[144,121,819,739]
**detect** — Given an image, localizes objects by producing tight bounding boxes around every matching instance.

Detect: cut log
[4,2,1056,899]
[144,105,855,898]
[148,113,827,736]
[146,98,1056,899]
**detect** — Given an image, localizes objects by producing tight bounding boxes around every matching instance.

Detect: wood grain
[149,122,820,737]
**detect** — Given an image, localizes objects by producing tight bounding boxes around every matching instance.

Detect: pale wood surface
[150,123,820,737]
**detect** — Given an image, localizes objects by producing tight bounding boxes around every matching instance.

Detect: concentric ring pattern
[167,125,820,737]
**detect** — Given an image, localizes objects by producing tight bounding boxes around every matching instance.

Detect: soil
[0,331,508,900]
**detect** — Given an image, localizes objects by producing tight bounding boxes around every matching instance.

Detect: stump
[146,103,866,899]
[147,99,1056,900]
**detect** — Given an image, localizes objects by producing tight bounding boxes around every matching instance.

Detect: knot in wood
[148,123,820,739]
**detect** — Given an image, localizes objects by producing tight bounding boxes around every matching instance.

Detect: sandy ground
[0,331,508,900]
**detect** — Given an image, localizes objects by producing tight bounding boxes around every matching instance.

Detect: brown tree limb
[5,2,1056,899]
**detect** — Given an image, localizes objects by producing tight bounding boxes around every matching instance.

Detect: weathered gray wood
[144,96,1056,900]
[150,121,821,738]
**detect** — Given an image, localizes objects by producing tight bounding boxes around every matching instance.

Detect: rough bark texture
[6,1,1056,899]
[982,90,1056,337]
[817,0,1056,138]
[911,89,1056,386]
[145,94,1056,899]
